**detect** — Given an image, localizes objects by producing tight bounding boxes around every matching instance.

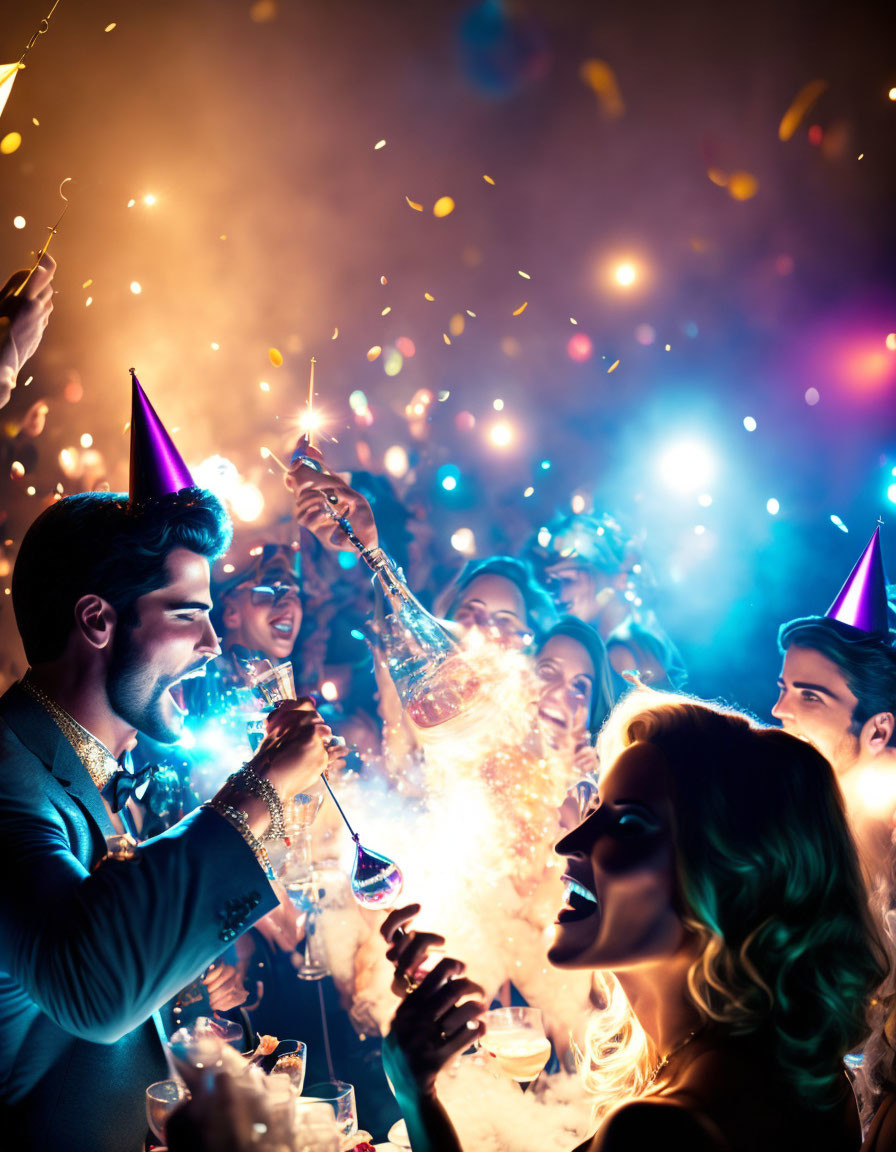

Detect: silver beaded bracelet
[205,800,275,881]
[230,764,286,843]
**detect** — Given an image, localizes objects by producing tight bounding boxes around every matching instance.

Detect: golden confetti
[82,278,93,288]
[580,59,625,119]
[608,359,620,373]
[85,296,92,307]
[31,117,38,126]
[331,327,338,339]
[727,171,758,201]
[778,79,827,142]
[570,317,578,325]
[1,132,22,155]
[381,306,391,316]
[424,292,434,301]
[512,301,528,316]
[380,275,388,285]
[367,345,382,362]
[268,347,283,366]
[518,270,531,279]
[443,333,451,345]
[104,22,117,32]
[405,196,424,211]
[433,196,455,217]
[466,309,477,318]
[249,0,278,21]
[483,174,496,185]
[374,139,386,150]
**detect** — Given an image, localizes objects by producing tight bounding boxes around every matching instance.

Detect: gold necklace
[645,1026,703,1088]
[21,673,120,791]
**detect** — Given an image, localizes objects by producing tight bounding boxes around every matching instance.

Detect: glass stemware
[145,1078,190,1141]
[478,1006,551,1088]
[300,1080,358,1141]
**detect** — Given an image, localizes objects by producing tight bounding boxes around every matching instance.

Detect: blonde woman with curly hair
[380,693,889,1151]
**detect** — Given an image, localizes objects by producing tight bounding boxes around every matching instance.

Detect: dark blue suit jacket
[0,683,278,1151]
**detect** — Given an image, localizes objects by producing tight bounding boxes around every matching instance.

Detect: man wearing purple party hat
[0,371,334,1152]
[774,526,896,886]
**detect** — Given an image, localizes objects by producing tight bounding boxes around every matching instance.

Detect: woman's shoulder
[575,1099,730,1152]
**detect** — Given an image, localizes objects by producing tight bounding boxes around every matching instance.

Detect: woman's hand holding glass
[381,905,486,1096]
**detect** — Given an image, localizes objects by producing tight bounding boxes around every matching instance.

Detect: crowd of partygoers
[3,244,896,1152]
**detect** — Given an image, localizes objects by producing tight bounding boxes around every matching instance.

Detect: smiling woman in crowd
[381,692,890,1152]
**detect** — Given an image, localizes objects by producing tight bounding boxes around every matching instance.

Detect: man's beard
[107,627,182,744]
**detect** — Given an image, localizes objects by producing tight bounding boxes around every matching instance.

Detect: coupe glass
[479,1006,550,1087]
[300,1080,357,1140]
[145,1078,190,1141]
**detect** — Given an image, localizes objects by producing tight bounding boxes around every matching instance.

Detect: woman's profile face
[535,633,595,750]
[548,740,690,971]
[449,573,529,647]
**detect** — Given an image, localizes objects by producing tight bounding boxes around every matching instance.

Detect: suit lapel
[0,682,116,838]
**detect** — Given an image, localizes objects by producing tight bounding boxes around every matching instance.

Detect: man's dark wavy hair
[777,615,896,738]
[12,489,232,664]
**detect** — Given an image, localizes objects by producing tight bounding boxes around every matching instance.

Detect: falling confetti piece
[380,275,388,285]
[424,292,434,301]
[104,22,117,32]
[512,301,528,316]
[466,310,477,318]
[483,174,495,185]
[433,196,455,218]
[127,198,136,208]
[580,59,625,119]
[727,171,758,201]
[607,359,620,373]
[381,306,391,316]
[331,327,338,339]
[438,390,450,401]
[570,317,578,325]
[366,345,382,362]
[778,79,827,141]
[268,347,283,366]
[443,333,451,345]
[518,270,531,279]
[1,132,22,155]
[85,296,92,307]
[405,196,424,211]
[524,486,534,498]
[81,278,93,288]
[374,139,386,150]
[31,117,38,126]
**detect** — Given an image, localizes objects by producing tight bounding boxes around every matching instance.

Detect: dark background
[1,0,895,716]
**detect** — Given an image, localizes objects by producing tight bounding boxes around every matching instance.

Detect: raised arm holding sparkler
[0,252,55,407]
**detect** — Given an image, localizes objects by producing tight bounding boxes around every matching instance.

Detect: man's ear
[861,711,896,756]
[73,595,117,651]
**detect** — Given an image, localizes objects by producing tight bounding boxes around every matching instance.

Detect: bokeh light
[657,439,715,493]
[488,421,513,448]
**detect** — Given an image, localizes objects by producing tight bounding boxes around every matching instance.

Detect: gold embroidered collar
[21,673,120,791]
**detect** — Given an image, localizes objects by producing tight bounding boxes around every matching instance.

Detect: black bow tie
[102,754,156,813]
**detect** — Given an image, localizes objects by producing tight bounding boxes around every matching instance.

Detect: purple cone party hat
[825,527,889,636]
[128,369,194,502]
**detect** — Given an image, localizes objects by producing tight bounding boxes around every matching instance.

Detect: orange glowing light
[268,347,283,366]
[1,131,22,154]
[778,79,827,141]
[433,196,455,217]
[727,171,759,201]
[424,292,434,301]
[886,333,896,352]
[614,262,636,287]
[512,301,528,316]
[580,59,625,119]
[405,196,424,211]
[483,174,496,185]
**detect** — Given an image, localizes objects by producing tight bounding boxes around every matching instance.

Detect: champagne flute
[145,1078,190,1141]
[478,1006,551,1089]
